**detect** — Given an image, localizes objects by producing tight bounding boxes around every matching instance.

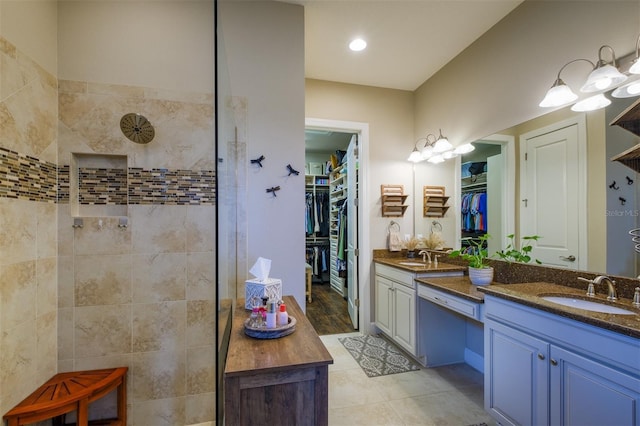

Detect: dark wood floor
[306,282,357,335]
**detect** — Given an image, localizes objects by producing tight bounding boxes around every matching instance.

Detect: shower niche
[70,153,128,218]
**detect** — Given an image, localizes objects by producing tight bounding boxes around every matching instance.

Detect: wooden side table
[3,367,127,426]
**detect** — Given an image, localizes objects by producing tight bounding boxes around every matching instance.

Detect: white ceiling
[287,0,523,91]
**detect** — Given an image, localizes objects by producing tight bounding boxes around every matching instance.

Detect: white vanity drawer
[375,264,414,288]
[418,285,482,321]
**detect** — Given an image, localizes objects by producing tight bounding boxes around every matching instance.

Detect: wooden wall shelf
[381,184,409,217]
[423,186,450,218]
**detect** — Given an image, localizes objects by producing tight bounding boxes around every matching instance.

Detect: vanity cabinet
[374,270,416,355]
[484,295,640,426]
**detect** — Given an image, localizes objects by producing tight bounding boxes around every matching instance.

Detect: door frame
[306,117,370,332]
[519,114,587,270]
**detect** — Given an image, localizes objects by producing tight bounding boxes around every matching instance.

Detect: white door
[346,135,359,329]
[520,118,585,269]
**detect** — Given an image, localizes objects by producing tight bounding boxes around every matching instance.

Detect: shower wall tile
[0,198,37,265]
[132,397,186,426]
[58,255,74,308]
[132,253,186,303]
[74,304,131,358]
[37,202,58,258]
[0,260,36,330]
[185,393,215,426]
[36,310,58,381]
[36,257,58,315]
[57,307,74,361]
[75,254,131,306]
[130,205,187,254]
[73,216,132,255]
[57,204,74,256]
[131,350,186,401]
[186,252,216,301]
[186,205,216,252]
[186,300,215,347]
[0,319,37,411]
[132,301,186,353]
[186,345,215,394]
[73,353,133,374]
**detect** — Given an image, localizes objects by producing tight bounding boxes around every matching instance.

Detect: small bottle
[265,301,277,329]
[633,287,640,307]
[278,303,289,326]
[249,307,260,327]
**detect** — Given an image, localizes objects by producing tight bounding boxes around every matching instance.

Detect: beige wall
[58,1,214,93]
[0,0,57,76]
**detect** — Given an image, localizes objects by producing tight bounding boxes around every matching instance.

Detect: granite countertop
[415,276,486,303]
[374,257,466,273]
[478,282,640,339]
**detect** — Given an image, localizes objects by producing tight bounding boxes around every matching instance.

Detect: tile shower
[1,35,217,425]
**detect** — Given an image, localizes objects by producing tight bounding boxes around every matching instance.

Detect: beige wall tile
[132,253,186,303]
[0,198,36,265]
[132,301,186,353]
[130,205,186,254]
[57,204,74,256]
[186,252,215,301]
[132,397,185,426]
[186,205,215,253]
[37,202,57,259]
[57,307,74,361]
[36,256,57,315]
[186,300,215,347]
[75,304,131,358]
[75,254,131,306]
[73,353,132,373]
[131,350,185,401]
[186,345,214,395]
[185,393,215,426]
[58,255,74,308]
[74,217,131,256]
[1,260,36,330]
[0,319,37,414]
[36,310,57,381]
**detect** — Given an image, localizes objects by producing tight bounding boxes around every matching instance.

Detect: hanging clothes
[461,192,487,232]
[336,201,348,277]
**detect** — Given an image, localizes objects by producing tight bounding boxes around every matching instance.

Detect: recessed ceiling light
[349,38,367,52]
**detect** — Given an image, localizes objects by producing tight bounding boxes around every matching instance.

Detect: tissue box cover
[245,278,282,309]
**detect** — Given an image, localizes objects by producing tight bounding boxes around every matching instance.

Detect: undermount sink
[398,262,427,267]
[541,296,635,315]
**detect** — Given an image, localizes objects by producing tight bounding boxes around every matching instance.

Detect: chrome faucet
[593,275,617,301]
[418,250,431,264]
[579,275,617,301]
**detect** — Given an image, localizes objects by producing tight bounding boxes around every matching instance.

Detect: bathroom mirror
[414,95,640,279]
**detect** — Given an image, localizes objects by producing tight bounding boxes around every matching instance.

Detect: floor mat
[339,334,420,377]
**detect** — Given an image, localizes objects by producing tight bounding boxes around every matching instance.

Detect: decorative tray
[243,316,297,339]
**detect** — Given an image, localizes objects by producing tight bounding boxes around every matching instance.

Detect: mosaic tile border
[0,147,216,205]
[0,147,57,202]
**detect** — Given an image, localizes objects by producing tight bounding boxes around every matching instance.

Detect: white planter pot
[468,266,493,286]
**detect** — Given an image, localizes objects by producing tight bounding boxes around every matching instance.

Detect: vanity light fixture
[580,45,626,93]
[539,59,593,107]
[571,93,611,112]
[407,130,474,163]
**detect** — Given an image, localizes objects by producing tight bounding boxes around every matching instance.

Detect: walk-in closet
[305,129,359,333]
[460,143,503,255]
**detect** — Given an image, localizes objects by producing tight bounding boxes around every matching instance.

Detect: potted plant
[449,233,493,285]
[404,236,421,258]
[495,234,542,264]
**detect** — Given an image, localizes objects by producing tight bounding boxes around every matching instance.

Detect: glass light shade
[442,150,457,159]
[421,146,434,160]
[630,58,640,75]
[571,93,611,112]
[408,148,423,163]
[433,137,453,153]
[539,80,578,107]
[454,143,475,154]
[611,80,640,98]
[580,64,627,93]
[349,38,367,51]
[427,154,445,164]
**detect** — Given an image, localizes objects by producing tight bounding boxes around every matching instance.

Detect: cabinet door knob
[537,353,545,360]
[550,358,558,366]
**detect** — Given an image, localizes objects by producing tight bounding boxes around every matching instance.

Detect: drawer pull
[433,296,448,305]
[537,353,545,360]
[550,358,558,366]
